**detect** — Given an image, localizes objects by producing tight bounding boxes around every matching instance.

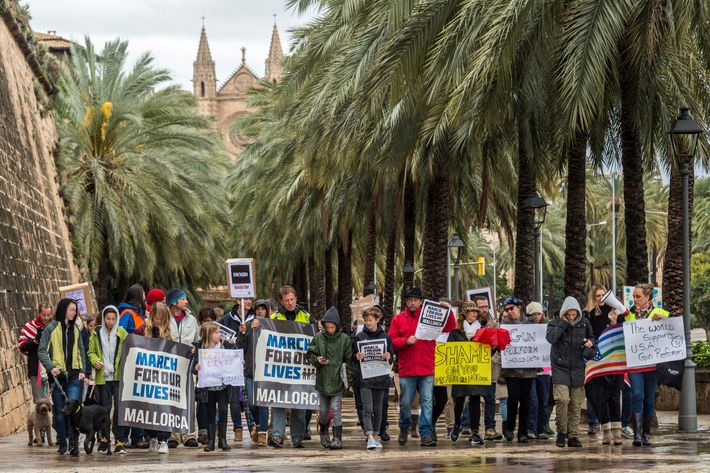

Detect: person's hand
[317,356,330,365]
[191,346,196,354]
[78,372,86,382]
[652,314,663,321]
[608,310,618,325]
[94,360,104,369]
[317,321,323,331]
[239,323,247,334]
[406,336,417,346]
[83,376,90,386]
[383,352,391,361]
[50,367,61,377]
[195,363,201,372]
[583,339,593,348]
[355,352,365,361]
[252,319,261,329]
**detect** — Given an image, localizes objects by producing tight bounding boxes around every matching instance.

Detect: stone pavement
[2,398,709,473]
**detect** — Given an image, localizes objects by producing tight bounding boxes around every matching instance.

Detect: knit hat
[461,301,478,313]
[146,288,166,305]
[526,301,543,315]
[166,288,187,306]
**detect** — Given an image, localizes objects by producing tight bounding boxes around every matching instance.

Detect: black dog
[62,399,112,455]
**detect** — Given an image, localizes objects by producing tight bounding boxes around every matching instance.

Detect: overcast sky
[28,0,317,90]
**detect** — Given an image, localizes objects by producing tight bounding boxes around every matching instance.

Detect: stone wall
[0,8,77,436]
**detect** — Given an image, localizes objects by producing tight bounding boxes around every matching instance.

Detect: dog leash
[52,372,69,400]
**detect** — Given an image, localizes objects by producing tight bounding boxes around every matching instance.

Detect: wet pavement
[3,401,709,473]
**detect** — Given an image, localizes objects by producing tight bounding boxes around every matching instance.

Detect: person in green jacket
[306,306,352,450]
[88,305,129,454]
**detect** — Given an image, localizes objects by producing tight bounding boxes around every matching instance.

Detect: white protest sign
[501,324,551,368]
[226,258,256,298]
[414,300,452,341]
[197,349,244,388]
[357,340,390,379]
[215,322,237,343]
[623,317,686,368]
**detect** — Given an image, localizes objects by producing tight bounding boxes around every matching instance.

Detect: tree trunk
[403,175,416,289]
[383,219,398,326]
[95,245,110,308]
[337,233,353,331]
[307,252,316,314]
[293,260,308,307]
[325,246,334,308]
[316,257,326,320]
[563,130,588,306]
[620,45,649,285]
[363,209,378,295]
[513,118,536,303]
[662,159,694,316]
[422,155,451,300]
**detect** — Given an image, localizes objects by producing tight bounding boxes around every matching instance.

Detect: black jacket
[220,305,255,334]
[584,305,613,340]
[447,328,491,397]
[546,297,595,387]
[351,325,392,389]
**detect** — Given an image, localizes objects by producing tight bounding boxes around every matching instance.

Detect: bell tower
[192,22,217,117]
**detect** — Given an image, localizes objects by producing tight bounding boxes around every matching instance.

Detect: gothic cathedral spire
[265,20,284,84]
[193,24,217,115]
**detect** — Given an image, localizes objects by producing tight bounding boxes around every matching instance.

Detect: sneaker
[375,438,383,449]
[130,439,148,449]
[380,431,390,442]
[304,429,312,440]
[588,424,598,435]
[543,425,555,436]
[167,438,179,449]
[115,442,127,454]
[293,439,304,448]
[460,427,472,437]
[269,435,284,448]
[57,444,67,455]
[503,430,514,442]
[398,429,408,445]
[470,433,484,446]
[149,438,159,453]
[620,426,634,439]
[367,438,378,450]
[484,428,502,441]
[184,438,199,448]
[450,425,460,442]
[567,437,583,448]
[97,438,109,453]
[420,435,437,447]
[518,434,529,443]
[158,441,169,454]
[446,427,453,439]
[536,432,550,440]
[556,433,567,448]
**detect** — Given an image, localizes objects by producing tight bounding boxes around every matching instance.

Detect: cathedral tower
[193,25,217,116]
[264,21,284,84]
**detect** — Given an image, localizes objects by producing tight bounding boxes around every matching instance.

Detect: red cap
[146,288,166,305]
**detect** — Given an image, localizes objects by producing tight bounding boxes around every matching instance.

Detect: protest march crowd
[17,280,680,458]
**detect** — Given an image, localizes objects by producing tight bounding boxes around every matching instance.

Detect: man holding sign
[389,287,456,447]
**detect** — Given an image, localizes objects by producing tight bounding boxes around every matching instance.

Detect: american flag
[584,324,627,384]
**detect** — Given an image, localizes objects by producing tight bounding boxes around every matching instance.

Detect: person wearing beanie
[146,289,166,314]
[306,306,352,450]
[165,288,200,449]
[524,302,551,441]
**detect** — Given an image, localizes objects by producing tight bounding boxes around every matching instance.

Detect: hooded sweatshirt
[546,296,595,387]
[88,306,129,384]
[38,298,88,377]
[306,307,352,396]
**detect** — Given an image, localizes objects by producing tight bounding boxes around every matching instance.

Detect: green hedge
[693,341,710,369]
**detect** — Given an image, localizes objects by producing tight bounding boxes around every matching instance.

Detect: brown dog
[27,398,53,446]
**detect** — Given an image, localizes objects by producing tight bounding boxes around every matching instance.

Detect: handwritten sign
[501,324,551,368]
[435,342,491,385]
[196,349,244,388]
[623,317,686,368]
[414,300,451,340]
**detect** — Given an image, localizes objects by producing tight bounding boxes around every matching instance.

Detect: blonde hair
[585,284,606,314]
[199,322,220,348]
[144,301,172,340]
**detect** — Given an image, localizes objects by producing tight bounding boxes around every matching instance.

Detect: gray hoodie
[546,296,595,387]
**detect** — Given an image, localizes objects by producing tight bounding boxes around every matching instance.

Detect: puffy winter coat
[546,297,595,387]
[306,307,352,396]
[447,328,491,397]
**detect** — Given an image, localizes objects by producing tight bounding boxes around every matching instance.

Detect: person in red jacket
[389,286,456,447]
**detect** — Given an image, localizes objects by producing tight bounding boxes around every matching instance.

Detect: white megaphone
[600,290,628,315]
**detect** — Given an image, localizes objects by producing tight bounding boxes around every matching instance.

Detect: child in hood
[306,307,352,450]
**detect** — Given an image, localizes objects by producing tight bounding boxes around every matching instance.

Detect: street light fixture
[669,106,703,433]
[447,233,465,300]
[523,191,549,303]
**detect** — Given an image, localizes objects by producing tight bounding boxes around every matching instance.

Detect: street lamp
[523,192,549,303]
[447,233,465,300]
[669,106,703,433]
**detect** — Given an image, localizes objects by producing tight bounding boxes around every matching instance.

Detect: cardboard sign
[414,300,452,340]
[623,317,686,368]
[500,324,551,368]
[196,349,244,388]
[226,258,256,298]
[59,282,96,316]
[435,342,492,385]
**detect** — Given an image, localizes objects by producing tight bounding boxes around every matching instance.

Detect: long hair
[124,284,145,308]
[144,301,172,340]
[585,284,606,314]
[199,322,220,348]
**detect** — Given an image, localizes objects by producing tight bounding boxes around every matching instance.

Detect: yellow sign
[434,342,491,386]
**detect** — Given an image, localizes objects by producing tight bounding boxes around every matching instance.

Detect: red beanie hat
[146,288,166,305]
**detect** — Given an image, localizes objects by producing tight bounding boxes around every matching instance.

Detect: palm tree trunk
[422,156,451,300]
[307,252,316,314]
[662,160,694,316]
[95,246,110,308]
[316,256,326,320]
[383,219,398,326]
[337,232,353,331]
[325,246,334,308]
[293,260,308,306]
[563,131,588,306]
[620,46,649,285]
[403,175,416,288]
[363,209,378,294]
[513,119,536,303]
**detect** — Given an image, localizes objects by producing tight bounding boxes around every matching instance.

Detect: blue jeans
[629,371,657,415]
[51,377,82,447]
[272,407,306,441]
[229,386,243,430]
[398,376,434,437]
[246,378,269,432]
[529,376,551,434]
[500,397,508,423]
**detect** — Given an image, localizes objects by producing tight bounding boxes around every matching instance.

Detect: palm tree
[53,38,229,306]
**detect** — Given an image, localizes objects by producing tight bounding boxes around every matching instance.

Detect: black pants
[431,385,449,429]
[454,396,481,431]
[96,381,128,443]
[380,391,389,435]
[197,401,209,430]
[206,388,229,425]
[585,375,622,425]
[505,377,533,437]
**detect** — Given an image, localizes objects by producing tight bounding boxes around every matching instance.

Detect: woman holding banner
[621,283,669,447]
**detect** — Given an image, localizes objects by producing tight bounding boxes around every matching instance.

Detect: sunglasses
[503,306,515,312]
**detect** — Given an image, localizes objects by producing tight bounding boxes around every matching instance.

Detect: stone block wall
[0,9,77,436]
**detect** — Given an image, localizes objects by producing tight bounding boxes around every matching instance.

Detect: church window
[200,81,205,97]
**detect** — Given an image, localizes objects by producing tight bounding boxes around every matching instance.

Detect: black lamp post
[447,233,465,300]
[669,107,703,433]
[523,191,549,303]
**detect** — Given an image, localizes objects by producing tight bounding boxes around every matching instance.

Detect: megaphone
[600,290,628,315]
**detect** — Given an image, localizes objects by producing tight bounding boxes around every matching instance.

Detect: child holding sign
[352,306,392,450]
[306,307,352,450]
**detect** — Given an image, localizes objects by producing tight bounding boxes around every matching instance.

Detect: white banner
[226,258,256,298]
[501,324,551,368]
[357,340,390,379]
[414,300,451,341]
[623,317,686,368]
[196,349,244,388]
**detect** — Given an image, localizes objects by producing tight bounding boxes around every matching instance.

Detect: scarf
[99,325,119,381]
[635,302,653,320]
[464,320,481,339]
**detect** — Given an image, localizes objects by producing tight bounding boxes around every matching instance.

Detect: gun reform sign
[226,258,256,298]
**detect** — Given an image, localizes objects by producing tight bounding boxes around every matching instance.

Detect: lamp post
[447,233,465,300]
[669,106,703,433]
[523,192,549,303]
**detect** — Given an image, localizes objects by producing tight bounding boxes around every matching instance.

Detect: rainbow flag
[584,324,627,384]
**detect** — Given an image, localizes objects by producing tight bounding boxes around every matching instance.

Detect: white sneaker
[158,441,169,454]
[148,438,158,453]
[375,438,383,449]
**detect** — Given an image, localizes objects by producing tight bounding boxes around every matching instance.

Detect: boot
[319,423,331,449]
[250,426,258,442]
[410,415,419,438]
[611,422,623,445]
[233,428,243,442]
[642,414,653,447]
[204,424,216,452]
[329,426,342,450]
[218,422,231,451]
[198,428,208,445]
[631,413,643,447]
[601,423,611,445]
[257,432,267,446]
